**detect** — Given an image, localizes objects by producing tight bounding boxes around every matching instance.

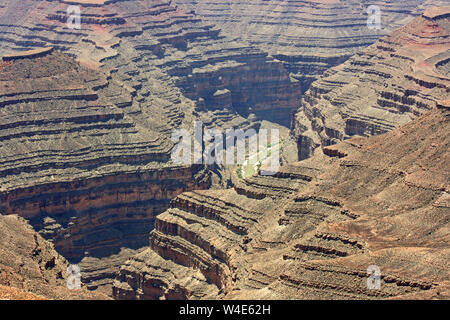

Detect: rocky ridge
[175,0,448,92]
[113,100,449,300]
[0,214,109,299]
[293,7,449,159]
[0,0,301,126]
[0,1,448,299]
[0,0,305,294]
[0,48,210,293]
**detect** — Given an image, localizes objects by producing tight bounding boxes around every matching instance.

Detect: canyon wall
[0,214,109,299]
[113,100,449,300]
[0,48,211,292]
[293,7,449,159]
[175,0,448,92]
[0,0,303,294]
[0,0,301,127]
[0,1,448,299]
[111,5,450,300]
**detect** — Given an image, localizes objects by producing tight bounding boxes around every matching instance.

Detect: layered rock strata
[293,7,450,159]
[113,102,449,299]
[0,0,301,126]
[0,214,109,299]
[0,0,304,294]
[175,0,448,92]
[0,48,209,293]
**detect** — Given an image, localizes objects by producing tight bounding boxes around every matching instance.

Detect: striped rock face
[0,1,448,300]
[0,0,302,126]
[293,8,449,159]
[0,0,302,294]
[174,0,448,91]
[0,44,212,293]
[113,102,449,300]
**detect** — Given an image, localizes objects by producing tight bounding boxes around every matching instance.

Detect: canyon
[0,0,302,126]
[0,0,448,300]
[175,0,448,91]
[111,6,449,300]
[0,0,303,295]
[293,6,450,159]
[113,99,449,300]
[0,46,211,293]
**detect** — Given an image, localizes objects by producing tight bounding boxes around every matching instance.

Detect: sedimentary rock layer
[0,0,304,294]
[293,7,450,159]
[175,0,448,91]
[1,1,448,300]
[0,0,301,126]
[113,102,449,300]
[0,47,209,293]
[0,214,109,299]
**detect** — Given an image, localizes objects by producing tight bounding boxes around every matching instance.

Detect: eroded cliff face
[1,1,448,300]
[0,214,109,299]
[0,0,304,295]
[113,101,449,300]
[0,0,301,127]
[0,48,210,293]
[111,6,449,300]
[293,7,450,159]
[175,0,448,92]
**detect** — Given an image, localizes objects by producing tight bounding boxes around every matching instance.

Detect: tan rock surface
[114,104,449,299]
[293,8,449,159]
[0,41,210,294]
[175,0,448,92]
[0,214,109,299]
[0,1,448,300]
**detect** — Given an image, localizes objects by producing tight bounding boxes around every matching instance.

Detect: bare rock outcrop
[0,0,304,294]
[175,0,448,92]
[293,7,449,159]
[113,102,449,299]
[0,214,109,299]
[1,1,448,300]
[0,0,301,126]
[0,47,209,294]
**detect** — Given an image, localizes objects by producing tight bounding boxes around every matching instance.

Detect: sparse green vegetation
[236,167,243,179]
